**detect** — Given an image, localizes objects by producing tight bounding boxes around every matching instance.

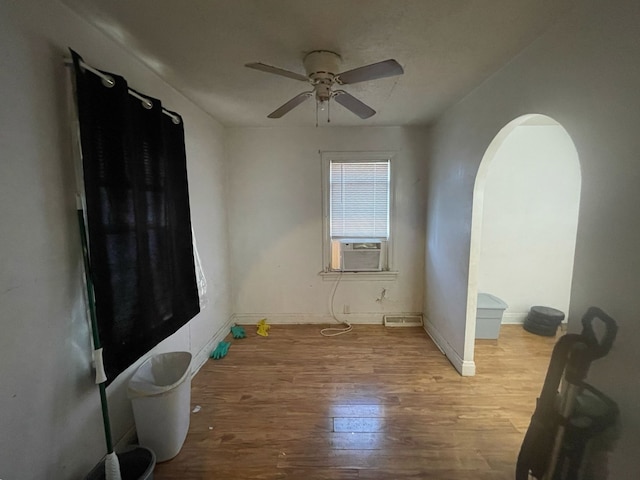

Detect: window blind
[330,160,390,238]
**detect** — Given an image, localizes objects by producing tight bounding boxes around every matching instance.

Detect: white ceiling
[61,0,576,127]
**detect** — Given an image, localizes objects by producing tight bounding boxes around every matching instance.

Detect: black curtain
[71,50,200,384]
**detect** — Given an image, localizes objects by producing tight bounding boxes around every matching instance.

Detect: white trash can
[128,351,192,462]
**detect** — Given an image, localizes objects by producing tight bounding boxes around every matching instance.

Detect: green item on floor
[231,324,246,339]
[210,341,231,360]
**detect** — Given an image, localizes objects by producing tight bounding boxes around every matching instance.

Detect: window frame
[321,151,397,279]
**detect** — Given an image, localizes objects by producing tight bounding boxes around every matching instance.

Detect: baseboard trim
[232,312,424,326]
[114,425,138,451]
[502,312,528,324]
[423,317,476,376]
[191,315,235,376]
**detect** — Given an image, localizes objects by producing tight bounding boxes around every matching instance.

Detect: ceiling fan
[245,50,404,121]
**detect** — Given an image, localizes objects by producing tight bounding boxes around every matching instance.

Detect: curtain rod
[64,58,181,124]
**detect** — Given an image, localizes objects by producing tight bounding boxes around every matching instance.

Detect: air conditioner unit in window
[339,239,382,272]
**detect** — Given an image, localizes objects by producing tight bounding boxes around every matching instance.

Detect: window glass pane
[330,161,389,238]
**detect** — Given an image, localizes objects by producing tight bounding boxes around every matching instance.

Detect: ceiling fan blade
[267,91,314,118]
[245,62,309,82]
[333,90,376,119]
[336,59,404,85]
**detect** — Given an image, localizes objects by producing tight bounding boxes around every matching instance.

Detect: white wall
[478,125,580,323]
[424,0,640,475]
[0,1,232,478]
[226,127,428,324]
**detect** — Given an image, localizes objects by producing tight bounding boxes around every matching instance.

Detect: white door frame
[463,114,581,369]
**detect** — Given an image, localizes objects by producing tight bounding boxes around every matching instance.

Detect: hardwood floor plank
[153,324,557,479]
[276,448,491,470]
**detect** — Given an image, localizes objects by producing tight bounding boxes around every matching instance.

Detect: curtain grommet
[101,75,115,88]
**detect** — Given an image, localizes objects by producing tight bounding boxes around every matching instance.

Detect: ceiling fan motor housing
[303,50,342,102]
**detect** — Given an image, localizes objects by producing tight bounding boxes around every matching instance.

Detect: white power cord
[321,272,353,337]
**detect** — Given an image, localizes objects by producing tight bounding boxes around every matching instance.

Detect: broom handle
[77,209,114,454]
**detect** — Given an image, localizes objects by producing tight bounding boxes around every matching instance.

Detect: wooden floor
[154,324,558,479]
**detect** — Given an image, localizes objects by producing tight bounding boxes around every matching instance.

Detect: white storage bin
[128,351,192,462]
[476,293,508,339]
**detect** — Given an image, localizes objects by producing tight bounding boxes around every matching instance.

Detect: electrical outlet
[343,304,350,314]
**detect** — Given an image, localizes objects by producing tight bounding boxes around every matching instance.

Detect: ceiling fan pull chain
[315,99,319,128]
[327,97,331,123]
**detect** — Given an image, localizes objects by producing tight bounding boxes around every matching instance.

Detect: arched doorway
[464,114,581,367]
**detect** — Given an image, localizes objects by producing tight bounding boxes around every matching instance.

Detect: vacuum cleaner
[516,307,619,480]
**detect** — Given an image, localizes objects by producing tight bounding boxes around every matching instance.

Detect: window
[322,152,394,273]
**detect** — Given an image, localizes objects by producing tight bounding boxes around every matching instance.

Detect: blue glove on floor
[210,341,230,360]
[231,325,246,339]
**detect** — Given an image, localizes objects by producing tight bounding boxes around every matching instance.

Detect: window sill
[319,271,399,281]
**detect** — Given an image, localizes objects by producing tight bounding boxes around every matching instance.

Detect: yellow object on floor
[256,318,270,337]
